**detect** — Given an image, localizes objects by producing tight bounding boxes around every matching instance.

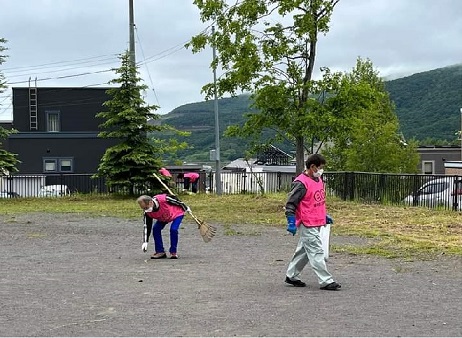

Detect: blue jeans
[152,215,184,254]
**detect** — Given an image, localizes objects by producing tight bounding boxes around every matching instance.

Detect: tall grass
[1,193,461,259]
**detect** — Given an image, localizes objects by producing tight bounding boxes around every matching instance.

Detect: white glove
[142,242,148,252]
[186,206,191,213]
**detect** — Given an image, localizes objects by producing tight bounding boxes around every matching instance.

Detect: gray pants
[286,225,334,287]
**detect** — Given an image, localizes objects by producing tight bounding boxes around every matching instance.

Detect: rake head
[197,219,217,243]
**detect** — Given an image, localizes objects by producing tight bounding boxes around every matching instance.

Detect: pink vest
[145,194,184,223]
[159,168,172,177]
[184,172,199,182]
[294,173,326,227]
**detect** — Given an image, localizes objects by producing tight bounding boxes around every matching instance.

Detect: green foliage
[156,94,267,164]
[0,38,20,175]
[95,51,165,193]
[385,64,462,142]
[188,0,340,173]
[323,58,420,174]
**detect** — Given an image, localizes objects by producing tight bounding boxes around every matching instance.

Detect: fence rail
[1,172,462,211]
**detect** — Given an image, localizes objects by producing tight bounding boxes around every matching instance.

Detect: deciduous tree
[324,58,420,173]
[188,0,340,174]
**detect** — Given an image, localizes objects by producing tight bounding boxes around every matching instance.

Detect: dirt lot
[1,212,462,337]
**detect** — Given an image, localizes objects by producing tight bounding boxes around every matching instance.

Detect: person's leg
[183,177,190,190]
[152,220,167,254]
[169,215,184,255]
[286,234,309,285]
[191,180,198,193]
[299,225,336,287]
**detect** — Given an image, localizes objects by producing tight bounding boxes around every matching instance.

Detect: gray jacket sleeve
[285,181,306,217]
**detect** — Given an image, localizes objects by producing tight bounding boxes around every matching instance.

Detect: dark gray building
[418,145,461,174]
[4,87,117,174]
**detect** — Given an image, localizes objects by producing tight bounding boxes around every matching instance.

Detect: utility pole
[212,24,222,195]
[460,108,462,161]
[129,0,136,67]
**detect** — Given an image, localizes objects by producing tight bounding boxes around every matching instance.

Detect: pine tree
[0,38,20,175]
[95,51,163,194]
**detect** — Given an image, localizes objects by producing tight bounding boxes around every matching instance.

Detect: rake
[153,173,217,242]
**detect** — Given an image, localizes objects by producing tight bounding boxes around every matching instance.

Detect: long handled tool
[153,173,216,242]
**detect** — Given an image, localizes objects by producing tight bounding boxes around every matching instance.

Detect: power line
[135,25,160,107]
[4,57,120,79]
[6,68,114,85]
[1,53,120,72]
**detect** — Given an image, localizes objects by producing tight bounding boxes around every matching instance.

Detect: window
[59,159,73,172]
[44,159,57,172]
[420,182,449,195]
[422,161,434,174]
[43,157,73,173]
[46,110,60,132]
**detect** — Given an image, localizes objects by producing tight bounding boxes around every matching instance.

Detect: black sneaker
[285,276,306,287]
[320,282,341,291]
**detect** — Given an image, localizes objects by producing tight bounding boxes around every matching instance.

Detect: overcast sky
[1,0,461,120]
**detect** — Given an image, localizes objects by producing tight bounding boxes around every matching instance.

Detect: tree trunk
[296,136,305,175]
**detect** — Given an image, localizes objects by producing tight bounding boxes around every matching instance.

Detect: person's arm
[144,213,153,242]
[285,181,306,217]
[165,194,189,211]
[142,213,153,252]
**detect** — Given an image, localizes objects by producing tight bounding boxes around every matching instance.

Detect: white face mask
[313,168,324,178]
[144,198,159,213]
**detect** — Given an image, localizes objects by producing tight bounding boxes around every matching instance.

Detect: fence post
[349,172,355,201]
[453,175,460,211]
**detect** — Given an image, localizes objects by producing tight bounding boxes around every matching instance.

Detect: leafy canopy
[188,0,340,174]
[323,58,420,173]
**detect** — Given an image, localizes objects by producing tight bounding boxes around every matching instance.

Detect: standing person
[284,154,341,291]
[137,193,189,259]
[179,172,200,193]
[159,167,174,191]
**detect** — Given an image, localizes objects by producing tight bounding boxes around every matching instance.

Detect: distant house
[417,145,461,175]
[444,161,462,175]
[223,145,296,173]
[2,87,117,175]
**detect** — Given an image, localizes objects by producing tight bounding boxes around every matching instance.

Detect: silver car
[403,177,462,210]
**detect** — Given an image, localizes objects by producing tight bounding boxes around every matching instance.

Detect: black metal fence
[1,171,462,211]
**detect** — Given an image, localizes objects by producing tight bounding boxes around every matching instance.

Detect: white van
[403,177,462,210]
[38,185,70,197]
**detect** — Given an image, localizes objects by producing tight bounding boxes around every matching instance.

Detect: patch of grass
[1,193,462,258]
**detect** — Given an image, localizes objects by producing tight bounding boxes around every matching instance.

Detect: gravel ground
[1,212,462,337]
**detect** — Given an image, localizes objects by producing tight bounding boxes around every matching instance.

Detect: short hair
[137,195,152,204]
[305,154,326,168]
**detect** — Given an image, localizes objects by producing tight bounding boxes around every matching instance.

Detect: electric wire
[134,25,160,107]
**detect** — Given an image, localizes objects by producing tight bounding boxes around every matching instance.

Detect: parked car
[0,191,21,198]
[403,177,462,210]
[38,185,70,197]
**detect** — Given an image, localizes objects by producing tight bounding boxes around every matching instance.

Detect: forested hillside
[156,64,462,164]
[385,64,462,140]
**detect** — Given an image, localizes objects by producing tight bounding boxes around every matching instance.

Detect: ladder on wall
[29,77,38,130]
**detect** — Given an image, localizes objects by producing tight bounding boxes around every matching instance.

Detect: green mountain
[385,64,462,140]
[158,64,462,163]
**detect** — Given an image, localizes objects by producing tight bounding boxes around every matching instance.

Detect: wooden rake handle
[152,172,176,196]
